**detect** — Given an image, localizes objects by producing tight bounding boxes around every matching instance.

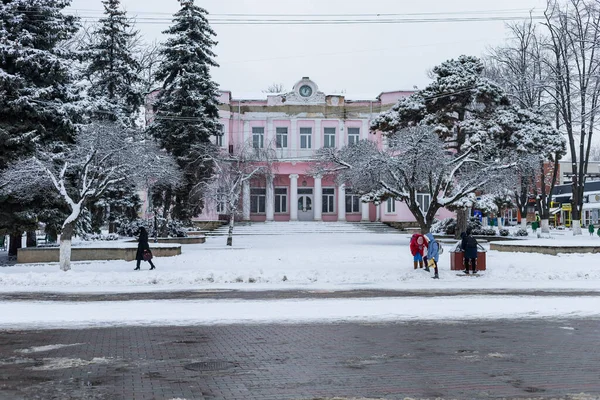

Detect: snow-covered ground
[0,229,599,293]
[0,296,596,330]
[1,227,600,328]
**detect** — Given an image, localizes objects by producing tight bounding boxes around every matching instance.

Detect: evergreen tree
[0,0,82,255]
[83,0,143,127]
[148,0,221,224]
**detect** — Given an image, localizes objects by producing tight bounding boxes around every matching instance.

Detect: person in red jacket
[409,233,428,270]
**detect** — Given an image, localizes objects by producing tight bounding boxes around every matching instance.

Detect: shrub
[431,218,455,235]
[471,228,496,236]
[81,233,120,241]
[499,228,510,237]
[117,219,151,237]
[514,228,528,237]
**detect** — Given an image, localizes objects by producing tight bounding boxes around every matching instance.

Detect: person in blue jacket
[425,233,440,279]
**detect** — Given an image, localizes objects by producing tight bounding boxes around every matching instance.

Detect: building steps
[204,221,403,236]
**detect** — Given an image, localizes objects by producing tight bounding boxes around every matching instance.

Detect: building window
[386,198,396,213]
[275,187,287,213]
[416,193,431,213]
[345,191,361,213]
[216,124,224,147]
[300,127,312,149]
[250,188,266,213]
[322,188,335,213]
[324,127,336,148]
[348,127,360,145]
[252,127,264,149]
[276,127,288,148]
[216,199,226,214]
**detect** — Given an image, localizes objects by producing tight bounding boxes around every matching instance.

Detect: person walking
[409,233,428,270]
[134,227,156,271]
[589,223,595,237]
[425,233,440,279]
[460,229,478,274]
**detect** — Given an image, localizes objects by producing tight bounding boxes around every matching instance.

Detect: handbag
[142,249,153,261]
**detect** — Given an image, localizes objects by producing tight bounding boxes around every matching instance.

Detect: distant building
[558,160,600,184]
[145,77,455,225]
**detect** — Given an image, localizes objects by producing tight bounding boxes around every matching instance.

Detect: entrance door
[298,188,314,221]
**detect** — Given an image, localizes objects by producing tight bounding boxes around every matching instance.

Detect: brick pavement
[0,319,599,400]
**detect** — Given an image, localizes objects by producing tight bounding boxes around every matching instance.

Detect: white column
[266,118,274,148]
[314,175,322,221]
[376,204,381,221]
[361,119,369,140]
[266,175,274,221]
[337,184,346,221]
[314,119,321,150]
[291,119,298,159]
[290,174,299,221]
[361,201,369,221]
[242,181,251,221]
[243,121,250,145]
[338,120,345,149]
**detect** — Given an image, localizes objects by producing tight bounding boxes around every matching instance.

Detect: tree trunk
[226,211,235,246]
[26,231,37,247]
[8,232,22,257]
[572,219,583,236]
[455,209,468,239]
[520,219,527,230]
[59,222,74,272]
[541,219,550,235]
[108,222,116,234]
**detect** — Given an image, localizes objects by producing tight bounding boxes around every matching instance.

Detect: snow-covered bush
[499,228,510,236]
[472,228,497,236]
[431,218,455,235]
[81,233,120,241]
[117,220,151,238]
[515,228,528,237]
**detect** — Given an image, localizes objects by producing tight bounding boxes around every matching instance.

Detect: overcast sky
[68,0,547,96]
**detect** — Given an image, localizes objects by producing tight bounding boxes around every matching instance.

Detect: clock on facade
[299,85,313,97]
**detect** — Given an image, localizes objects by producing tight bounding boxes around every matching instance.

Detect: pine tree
[0,0,82,255]
[148,0,221,224]
[83,0,143,127]
[0,0,81,168]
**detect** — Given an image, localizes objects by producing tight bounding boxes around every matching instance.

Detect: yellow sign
[562,204,572,211]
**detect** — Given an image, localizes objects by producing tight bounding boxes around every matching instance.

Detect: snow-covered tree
[0,123,180,271]
[542,0,600,235]
[486,18,567,234]
[147,0,221,223]
[82,0,143,127]
[315,127,515,233]
[371,56,559,235]
[200,141,277,246]
[0,0,83,255]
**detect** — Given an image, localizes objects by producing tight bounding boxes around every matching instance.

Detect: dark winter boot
[424,266,430,272]
[413,261,418,270]
[432,273,439,279]
[419,261,424,269]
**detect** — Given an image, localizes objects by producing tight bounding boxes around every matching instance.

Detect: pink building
[147,77,454,225]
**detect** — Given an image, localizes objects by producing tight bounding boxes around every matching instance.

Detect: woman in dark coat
[460,229,478,274]
[134,227,156,270]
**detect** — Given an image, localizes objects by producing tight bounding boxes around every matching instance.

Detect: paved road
[1,289,600,302]
[1,319,599,399]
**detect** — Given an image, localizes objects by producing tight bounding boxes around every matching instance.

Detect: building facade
[147,78,455,224]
